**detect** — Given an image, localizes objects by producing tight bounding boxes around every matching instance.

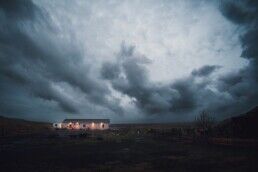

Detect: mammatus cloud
[0,0,258,122]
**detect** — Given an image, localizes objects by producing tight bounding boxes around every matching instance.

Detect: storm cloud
[0,0,257,122]
[101,45,198,116]
[191,65,221,77]
[0,0,122,121]
[216,0,258,113]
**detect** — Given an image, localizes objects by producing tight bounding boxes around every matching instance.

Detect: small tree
[195,111,214,137]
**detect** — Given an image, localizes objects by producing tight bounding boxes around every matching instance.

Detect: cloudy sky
[0,0,258,123]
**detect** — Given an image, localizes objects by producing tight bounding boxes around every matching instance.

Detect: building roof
[63,119,110,123]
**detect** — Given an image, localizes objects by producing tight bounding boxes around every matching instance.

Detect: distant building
[53,119,110,130]
[53,123,62,129]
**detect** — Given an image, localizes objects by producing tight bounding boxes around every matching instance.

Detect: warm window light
[75,122,79,129]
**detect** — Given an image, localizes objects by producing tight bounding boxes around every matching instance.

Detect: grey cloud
[170,79,196,112]
[102,39,258,120]
[1,0,258,122]
[220,1,253,24]
[217,72,243,92]
[0,0,79,114]
[101,45,198,115]
[214,0,258,115]
[220,0,258,80]
[32,82,78,114]
[0,0,39,20]
[0,0,123,118]
[101,62,121,80]
[191,65,221,77]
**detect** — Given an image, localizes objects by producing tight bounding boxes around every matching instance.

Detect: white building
[54,119,110,130]
[53,123,62,129]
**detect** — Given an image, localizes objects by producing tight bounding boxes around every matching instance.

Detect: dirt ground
[0,130,258,172]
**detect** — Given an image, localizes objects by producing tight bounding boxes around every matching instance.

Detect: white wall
[84,122,109,130]
[53,123,62,129]
[61,122,109,130]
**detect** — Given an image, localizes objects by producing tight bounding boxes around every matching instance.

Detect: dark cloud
[191,65,221,77]
[0,0,123,120]
[101,45,200,116]
[0,0,39,20]
[220,1,253,24]
[101,62,121,80]
[215,0,258,115]
[1,0,258,122]
[221,1,258,76]
[0,0,80,114]
[170,79,196,112]
[101,36,258,120]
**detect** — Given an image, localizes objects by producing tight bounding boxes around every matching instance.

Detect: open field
[1,128,258,172]
[1,113,258,172]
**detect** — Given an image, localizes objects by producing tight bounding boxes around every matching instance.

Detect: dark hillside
[216,106,258,138]
[0,116,51,137]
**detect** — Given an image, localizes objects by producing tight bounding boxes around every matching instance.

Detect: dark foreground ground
[0,130,258,172]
